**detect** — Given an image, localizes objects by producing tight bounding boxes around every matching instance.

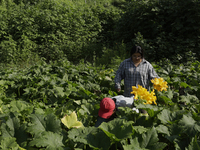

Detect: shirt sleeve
[114,61,125,89]
[148,63,159,80]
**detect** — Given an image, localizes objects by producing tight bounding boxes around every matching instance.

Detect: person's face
[132,53,142,62]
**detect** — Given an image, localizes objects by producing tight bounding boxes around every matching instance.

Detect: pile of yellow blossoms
[151,78,168,92]
[130,78,168,105]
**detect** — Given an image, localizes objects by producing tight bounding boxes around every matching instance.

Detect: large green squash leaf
[86,127,111,150]
[27,113,61,136]
[179,93,199,104]
[173,138,193,150]
[1,116,18,137]
[178,115,200,137]
[123,127,167,150]
[99,118,134,142]
[155,124,170,136]
[61,111,83,129]
[123,137,148,150]
[165,124,181,143]
[186,136,200,150]
[68,126,93,144]
[140,127,167,150]
[133,126,148,134]
[0,114,29,147]
[157,109,185,124]
[29,131,64,150]
[157,89,174,105]
[10,101,33,115]
[68,126,111,150]
[0,137,19,150]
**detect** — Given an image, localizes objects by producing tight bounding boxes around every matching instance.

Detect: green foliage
[1,0,200,146]
[99,118,134,142]
[115,0,200,64]
[122,127,167,150]
[0,0,123,65]
[29,131,64,149]
[1,0,200,66]
[0,59,199,149]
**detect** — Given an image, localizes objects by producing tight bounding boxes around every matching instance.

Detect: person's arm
[95,116,107,127]
[114,62,125,91]
[148,63,159,80]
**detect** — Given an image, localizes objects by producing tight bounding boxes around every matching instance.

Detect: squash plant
[0,60,199,149]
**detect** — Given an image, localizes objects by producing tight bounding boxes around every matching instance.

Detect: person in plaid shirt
[114,46,159,97]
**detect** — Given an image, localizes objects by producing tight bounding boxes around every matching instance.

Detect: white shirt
[112,95,139,113]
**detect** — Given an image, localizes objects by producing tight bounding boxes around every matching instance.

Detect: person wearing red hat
[95,95,141,127]
[95,97,117,127]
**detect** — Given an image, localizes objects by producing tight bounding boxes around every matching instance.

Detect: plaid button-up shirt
[114,58,159,97]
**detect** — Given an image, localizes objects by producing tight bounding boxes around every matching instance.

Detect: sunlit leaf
[61,111,83,129]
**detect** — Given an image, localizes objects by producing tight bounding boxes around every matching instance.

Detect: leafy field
[0,59,200,149]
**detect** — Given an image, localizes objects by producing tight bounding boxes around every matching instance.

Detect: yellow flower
[131,85,157,105]
[151,78,168,92]
[144,89,157,105]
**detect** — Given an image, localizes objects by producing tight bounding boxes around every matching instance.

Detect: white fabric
[111,95,139,113]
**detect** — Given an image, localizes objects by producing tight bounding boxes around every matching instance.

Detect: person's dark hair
[130,46,144,58]
[112,98,117,103]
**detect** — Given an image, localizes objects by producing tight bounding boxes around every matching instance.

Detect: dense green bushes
[0,0,122,65]
[115,0,200,64]
[0,0,199,66]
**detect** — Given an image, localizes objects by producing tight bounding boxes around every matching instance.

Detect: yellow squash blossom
[131,85,157,105]
[151,78,168,92]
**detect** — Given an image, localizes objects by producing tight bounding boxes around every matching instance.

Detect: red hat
[98,97,116,119]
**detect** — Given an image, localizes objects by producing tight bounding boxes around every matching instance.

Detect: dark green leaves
[29,132,64,150]
[0,114,29,148]
[186,136,200,150]
[140,127,167,150]
[68,119,134,149]
[68,126,111,150]
[0,137,19,150]
[27,113,61,136]
[157,109,183,124]
[25,113,64,149]
[123,127,167,150]
[178,115,200,137]
[99,118,134,142]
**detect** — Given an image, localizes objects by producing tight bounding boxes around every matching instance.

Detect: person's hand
[117,88,121,92]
